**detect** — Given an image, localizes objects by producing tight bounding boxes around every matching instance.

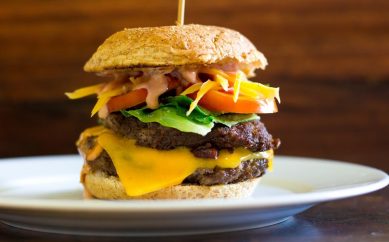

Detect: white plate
[0,155,387,236]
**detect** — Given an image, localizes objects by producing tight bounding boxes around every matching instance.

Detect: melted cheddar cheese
[79,126,273,196]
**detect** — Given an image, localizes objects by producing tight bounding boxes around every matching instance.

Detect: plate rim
[0,155,387,213]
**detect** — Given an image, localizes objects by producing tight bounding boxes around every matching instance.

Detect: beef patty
[103,113,280,159]
[81,113,278,185]
[86,149,269,185]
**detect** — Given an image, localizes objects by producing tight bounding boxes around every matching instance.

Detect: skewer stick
[177,0,185,25]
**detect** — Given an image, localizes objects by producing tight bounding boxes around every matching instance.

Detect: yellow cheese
[65,83,103,99]
[91,88,124,117]
[214,74,229,91]
[202,69,281,103]
[187,80,218,115]
[80,126,273,196]
[180,83,202,96]
[86,144,103,161]
[233,72,243,102]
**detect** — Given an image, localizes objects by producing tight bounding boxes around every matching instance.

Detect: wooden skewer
[177,0,185,25]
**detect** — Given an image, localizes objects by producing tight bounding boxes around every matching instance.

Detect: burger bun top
[84,24,267,72]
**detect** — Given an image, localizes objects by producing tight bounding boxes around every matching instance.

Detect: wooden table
[0,188,387,242]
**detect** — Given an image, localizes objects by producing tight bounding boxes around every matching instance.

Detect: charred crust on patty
[103,112,276,152]
[81,115,278,186]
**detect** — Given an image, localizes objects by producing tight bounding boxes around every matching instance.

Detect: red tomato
[191,90,278,114]
[106,89,147,113]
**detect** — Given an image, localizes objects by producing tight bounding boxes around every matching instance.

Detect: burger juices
[66,25,280,199]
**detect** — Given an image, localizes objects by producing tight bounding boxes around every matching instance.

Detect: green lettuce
[160,96,214,124]
[121,107,214,136]
[121,96,259,136]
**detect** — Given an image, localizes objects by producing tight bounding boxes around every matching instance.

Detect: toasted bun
[84,24,267,72]
[82,170,260,200]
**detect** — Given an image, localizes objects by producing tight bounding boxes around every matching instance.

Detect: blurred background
[0,0,388,171]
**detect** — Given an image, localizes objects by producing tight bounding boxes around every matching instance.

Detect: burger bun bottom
[83,171,261,200]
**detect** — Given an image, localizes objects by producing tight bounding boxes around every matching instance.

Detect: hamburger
[66,24,280,199]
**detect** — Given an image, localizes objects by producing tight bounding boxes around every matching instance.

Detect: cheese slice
[80,126,273,196]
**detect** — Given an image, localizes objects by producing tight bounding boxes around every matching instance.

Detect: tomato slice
[191,90,278,114]
[106,89,147,113]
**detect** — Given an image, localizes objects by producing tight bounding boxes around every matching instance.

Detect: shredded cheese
[239,79,280,103]
[233,72,243,103]
[215,74,229,91]
[180,83,202,96]
[187,80,218,115]
[66,68,280,117]
[200,69,280,103]
[90,88,124,117]
[65,83,103,99]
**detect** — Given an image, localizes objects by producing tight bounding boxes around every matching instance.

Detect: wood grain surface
[0,0,388,171]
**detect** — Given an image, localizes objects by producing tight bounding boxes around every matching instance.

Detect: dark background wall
[0,0,388,171]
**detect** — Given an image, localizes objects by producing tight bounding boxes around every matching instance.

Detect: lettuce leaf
[121,107,214,136]
[160,96,214,124]
[121,96,259,136]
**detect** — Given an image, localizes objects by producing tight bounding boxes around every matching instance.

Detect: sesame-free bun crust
[83,170,261,200]
[84,24,267,72]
